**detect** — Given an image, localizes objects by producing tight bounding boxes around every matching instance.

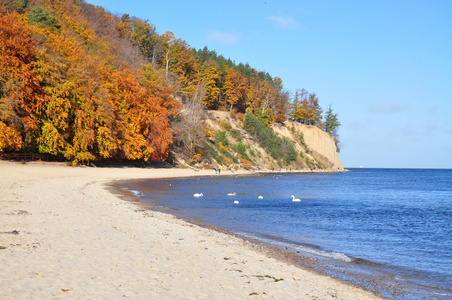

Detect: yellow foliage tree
[223,65,247,112]
[0,121,22,151]
[200,60,221,109]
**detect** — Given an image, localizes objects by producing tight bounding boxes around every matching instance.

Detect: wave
[432,291,452,297]
[292,245,354,262]
[237,231,354,262]
[122,187,145,197]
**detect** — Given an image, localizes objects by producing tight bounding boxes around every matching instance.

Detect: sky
[85,0,452,169]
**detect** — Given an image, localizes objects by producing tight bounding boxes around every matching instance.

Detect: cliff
[176,110,344,172]
[273,122,344,171]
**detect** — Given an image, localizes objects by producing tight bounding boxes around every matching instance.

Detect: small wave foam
[432,292,452,297]
[236,231,354,262]
[122,187,145,197]
[293,245,354,262]
[131,190,145,197]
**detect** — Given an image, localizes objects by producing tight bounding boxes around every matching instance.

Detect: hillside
[174,110,343,172]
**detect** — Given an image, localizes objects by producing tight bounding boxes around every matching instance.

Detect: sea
[115,168,452,299]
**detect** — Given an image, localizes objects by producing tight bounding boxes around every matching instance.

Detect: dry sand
[0,161,382,299]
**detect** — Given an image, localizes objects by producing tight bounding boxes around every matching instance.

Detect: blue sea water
[117,169,452,299]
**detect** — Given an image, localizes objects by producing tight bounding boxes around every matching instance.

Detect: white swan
[291,195,301,202]
[258,196,263,199]
[193,193,203,197]
[234,200,239,204]
[227,192,237,196]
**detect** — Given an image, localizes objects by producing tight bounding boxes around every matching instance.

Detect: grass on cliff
[243,113,297,165]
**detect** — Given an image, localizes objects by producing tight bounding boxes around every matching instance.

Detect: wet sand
[0,161,382,299]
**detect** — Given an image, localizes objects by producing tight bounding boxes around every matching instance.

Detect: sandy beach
[0,161,382,299]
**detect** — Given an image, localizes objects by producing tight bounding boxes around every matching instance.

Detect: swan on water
[234,200,239,204]
[258,196,263,199]
[291,195,301,202]
[193,193,203,197]
[227,192,237,196]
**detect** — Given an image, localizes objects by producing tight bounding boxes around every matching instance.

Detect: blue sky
[86,0,452,169]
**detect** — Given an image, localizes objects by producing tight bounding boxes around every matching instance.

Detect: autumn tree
[138,72,181,161]
[289,89,309,122]
[0,0,28,13]
[199,60,221,109]
[165,38,199,102]
[289,89,323,126]
[30,11,101,161]
[0,10,48,152]
[253,79,276,127]
[223,65,247,112]
[116,13,132,38]
[306,93,323,126]
[192,45,294,124]
[272,77,289,123]
[162,31,176,78]
[0,2,182,165]
[246,73,273,114]
[0,118,22,152]
[129,18,164,66]
[130,18,155,57]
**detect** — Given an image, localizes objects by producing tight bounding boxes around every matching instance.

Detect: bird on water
[291,195,301,202]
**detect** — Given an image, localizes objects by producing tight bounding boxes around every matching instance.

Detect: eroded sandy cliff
[199,111,344,171]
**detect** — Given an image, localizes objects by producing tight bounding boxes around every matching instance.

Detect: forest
[0,0,340,166]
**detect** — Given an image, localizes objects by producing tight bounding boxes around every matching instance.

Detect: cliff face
[177,110,344,171]
[273,122,344,171]
[298,125,344,170]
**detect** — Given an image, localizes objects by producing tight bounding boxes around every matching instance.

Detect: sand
[0,161,382,299]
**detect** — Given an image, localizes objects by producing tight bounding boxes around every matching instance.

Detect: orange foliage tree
[223,65,247,112]
[0,10,48,151]
[271,77,289,123]
[0,3,181,165]
[108,69,180,161]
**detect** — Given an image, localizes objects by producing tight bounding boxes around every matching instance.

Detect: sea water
[117,169,452,299]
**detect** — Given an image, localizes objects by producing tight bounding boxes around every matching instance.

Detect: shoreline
[0,161,381,299]
[110,176,406,299]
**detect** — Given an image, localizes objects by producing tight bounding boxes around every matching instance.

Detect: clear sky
[85,0,452,169]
